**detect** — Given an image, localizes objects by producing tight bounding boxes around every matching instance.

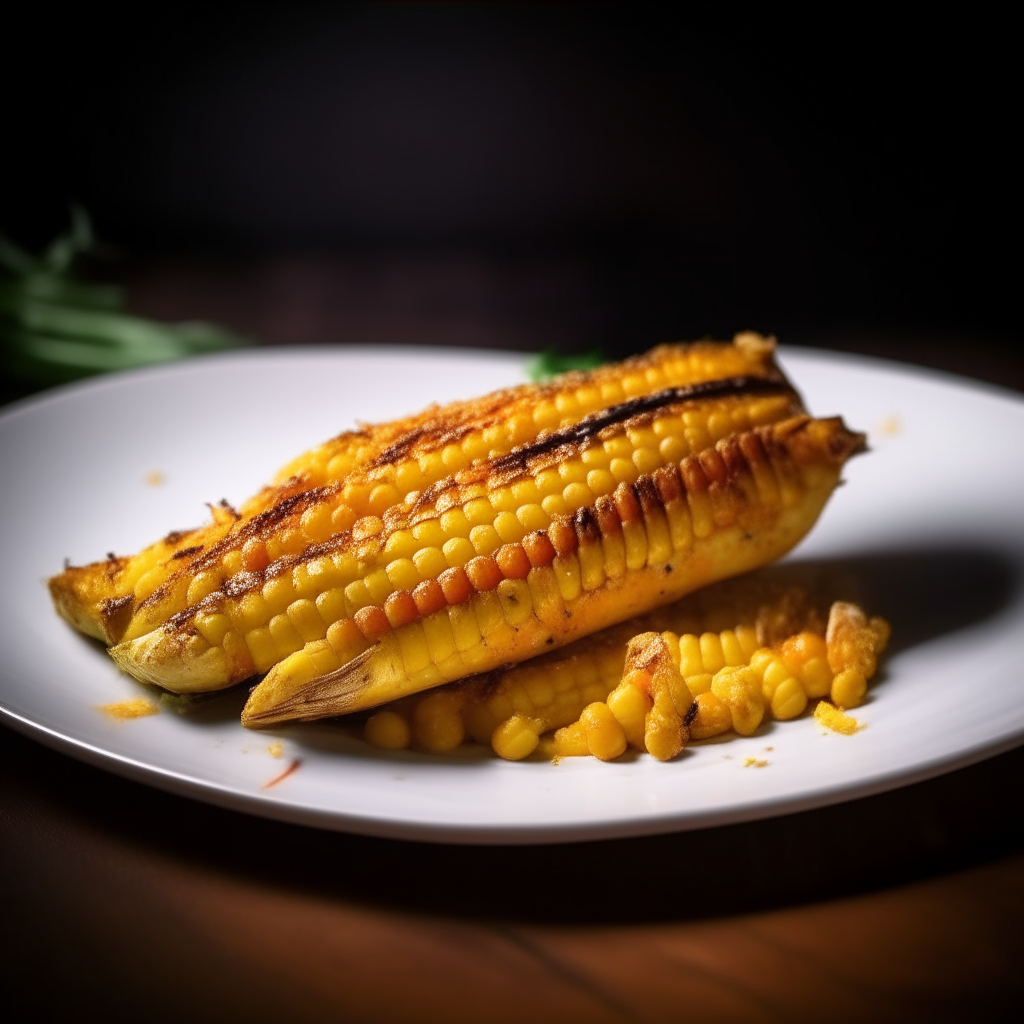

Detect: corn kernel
[269,613,304,657]
[365,711,411,750]
[187,571,221,607]
[413,692,465,753]
[581,702,627,760]
[443,537,476,568]
[493,510,525,544]
[300,503,334,543]
[492,714,541,760]
[440,509,470,538]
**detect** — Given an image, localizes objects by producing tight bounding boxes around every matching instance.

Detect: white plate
[1,346,1023,844]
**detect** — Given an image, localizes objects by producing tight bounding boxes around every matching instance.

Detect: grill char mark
[490,376,793,476]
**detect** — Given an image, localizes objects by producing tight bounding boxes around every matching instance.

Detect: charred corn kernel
[413,691,465,753]
[689,691,733,739]
[492,714,542,760]
[365,710,411,750]
[241,539,270,572]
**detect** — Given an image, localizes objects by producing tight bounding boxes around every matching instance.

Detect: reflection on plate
[1,347,1022,844]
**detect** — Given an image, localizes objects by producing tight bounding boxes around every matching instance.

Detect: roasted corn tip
[48,334,867,726]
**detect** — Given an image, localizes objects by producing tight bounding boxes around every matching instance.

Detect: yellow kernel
[609,457,636,483]
[490,487,517,512]
[442,444,468,473]
[511,479,540,506]
[720,630,746,666]
[383,530,418,559]
[244,627,278,672]
[497,578,533,626]
[194,611,230,647]
[831,668,868,709]
[395,461,424,494]
[559,461,587,484]
[186,571,220,607]
[422,611,458,665]
[268,613,303,657]
[307,639,341,675]
[418,451,445,481]
[300,503,334,543]
[314,587,347,626]
[231,592,269,634]
[342,482,372,510]
[464,497,494,526]
[581,702,627,760]
[493,510,525,543]
[364,567,393,604]
[541,494,569,517]
[659,435,689,464]
[606,681,651,749]
[562,481,594,511]
[462,432,490,462]
[413,520,446,547]
[440,509,470,538]
[469,524,501,556]
[699,632,726,674]
[443,537,476,568]
[222,549,244,575]
[365,711,411,750]
[386,558,421,591]
[552,553,582,603]
[331,504,356,533]
[586,469,616,496]
[517,503,549,533]
[679,633,704,677]
[287,598,325,642]
[262,575,295,615]
[413,692,465,753]
[343,579,371,615]
[622,373,646,397]
[771,677,809,720]
[413,545,448,580]
[492,714,541,761]
[632,447,661,475]
[448,602,482,653]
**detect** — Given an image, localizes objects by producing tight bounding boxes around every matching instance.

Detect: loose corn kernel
[413,692,465,753]
[492,714,541,760]
[365,710,412,750]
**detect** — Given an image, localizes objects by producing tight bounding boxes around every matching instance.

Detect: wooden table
[3,269,1022,1020]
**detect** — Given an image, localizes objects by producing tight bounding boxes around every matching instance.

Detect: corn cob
[362,577,889,761]
[52,333,788,645]
[48,335,865,722]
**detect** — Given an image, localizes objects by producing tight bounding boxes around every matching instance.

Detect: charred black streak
[491,376,792,474]
[172,545,204,560]
[684,701,699,726]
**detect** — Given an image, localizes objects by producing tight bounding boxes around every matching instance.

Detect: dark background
[2,4,1019,383]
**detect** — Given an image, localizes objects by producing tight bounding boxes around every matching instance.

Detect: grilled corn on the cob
[48,334,866,728]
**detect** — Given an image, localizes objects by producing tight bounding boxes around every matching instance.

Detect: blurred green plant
[526,347,604,382]
[0,208,249,388]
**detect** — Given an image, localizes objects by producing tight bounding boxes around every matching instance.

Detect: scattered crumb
[145,470,165,486]
[874,415,901,437]
[98,698,159,720]
[268,742,283,759]
[743,757,769,768]
[764,746,774,752]
[263,758,302,789]
[814,700,863,735]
